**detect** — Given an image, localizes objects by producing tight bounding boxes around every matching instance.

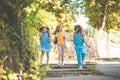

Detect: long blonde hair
[53,24,62,34]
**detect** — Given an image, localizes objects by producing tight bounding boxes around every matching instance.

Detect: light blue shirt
[73,33,84,45]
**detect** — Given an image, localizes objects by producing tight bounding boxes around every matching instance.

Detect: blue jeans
[75,45,86,67]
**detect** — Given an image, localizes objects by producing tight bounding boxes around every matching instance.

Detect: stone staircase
[42,62,104,80]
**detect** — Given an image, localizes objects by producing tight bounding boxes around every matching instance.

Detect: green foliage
[0,0,35,72]
[0,0,76,79]
[83,0,120,30]
[87,66,95,71]
[1,67,18,80]
[1,64,50,80]
[34,0,76,28]
[65,0,120,31]
[24,5,58,31]
[0,45,7,52]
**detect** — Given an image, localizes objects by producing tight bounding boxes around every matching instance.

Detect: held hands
[48,37,51,42]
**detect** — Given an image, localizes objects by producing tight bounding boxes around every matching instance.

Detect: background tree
[0,0,76,73]
[0,0,35,71]
[36,0,76,28]
[65,0,120,31]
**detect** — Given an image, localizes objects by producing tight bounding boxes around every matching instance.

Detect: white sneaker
[79,66,83,69]
[82,61,86,65]
[61,63,64,66]
[58,63,61,66]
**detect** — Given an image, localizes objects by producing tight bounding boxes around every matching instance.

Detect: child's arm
[48,34,51,42]
[48,37,51,42]
[64,33,74,41]
[40,37,42,44]
[40,33,42,44]
[83,34,89,45]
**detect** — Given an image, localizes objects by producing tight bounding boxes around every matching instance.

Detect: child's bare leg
[46,53,49,64]
[61,45,64,64]
[40,50,44,64]
[57,45,61,64]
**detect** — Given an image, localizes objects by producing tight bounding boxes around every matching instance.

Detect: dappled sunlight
[1,0,120,79]
[86,26,120,59]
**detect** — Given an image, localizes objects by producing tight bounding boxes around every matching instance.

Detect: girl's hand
[40,40,42,44]
[48,37,51,41]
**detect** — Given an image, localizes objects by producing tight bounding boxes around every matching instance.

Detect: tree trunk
[100,1,108,30]
[0,56,8,80]
[96,1,108,30]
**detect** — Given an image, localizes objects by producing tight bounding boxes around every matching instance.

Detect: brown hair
[74,25,83,34]
[53,24,62,34]
[39,26,50,37]
[39,26,50,33]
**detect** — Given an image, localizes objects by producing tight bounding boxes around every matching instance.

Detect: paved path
[43,60,120,80]
[43,75,120,80]
[95,61,120,78]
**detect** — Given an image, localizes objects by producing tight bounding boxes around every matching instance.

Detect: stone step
[41,62,102,78]
[47,68,87,72]
[43,75,120,80]
[48,64,95,69]
[45,69,103,77]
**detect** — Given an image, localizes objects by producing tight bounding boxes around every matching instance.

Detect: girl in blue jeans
[73,25,86,69]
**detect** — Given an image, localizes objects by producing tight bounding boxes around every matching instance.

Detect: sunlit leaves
[64,0,120,30]
[35,0,75,27]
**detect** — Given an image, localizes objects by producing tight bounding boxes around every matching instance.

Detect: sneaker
[82,61,86,65]
[46,62,49,65]
[79,66,83,69]
[46,63,49,65]
[58,63,61,66]
[61,63,64,66]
